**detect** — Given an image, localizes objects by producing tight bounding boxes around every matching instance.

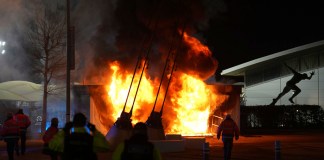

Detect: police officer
[217,114,240,160]
[14,109,31,155]
[112,122,162,160]
[1,112,20,160]
[49,112,110,160]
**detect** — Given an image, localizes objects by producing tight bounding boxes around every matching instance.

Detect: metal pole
[318,68,319,105]
[203,142,210,160]
[151,24,177,114]
[121,55,141,115]
[66,0,71,123]
[160,24,186,114]
[275,140,281,160]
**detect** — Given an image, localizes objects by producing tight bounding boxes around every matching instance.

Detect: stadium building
[221,40,324,107]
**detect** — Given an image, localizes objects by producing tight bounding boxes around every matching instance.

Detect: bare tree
[28,7,66,133]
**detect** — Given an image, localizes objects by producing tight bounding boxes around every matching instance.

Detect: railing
[240,105,324,131]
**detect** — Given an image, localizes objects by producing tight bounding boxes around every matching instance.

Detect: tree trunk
[41,81,48,133]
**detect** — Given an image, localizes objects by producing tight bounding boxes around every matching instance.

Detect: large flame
[106,61,158,124]
[91,32,231,136]
[183,32,212,57]
[166,73,220,135]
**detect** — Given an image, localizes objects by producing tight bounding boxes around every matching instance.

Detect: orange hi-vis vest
[14,114,31,132]
[217,118,239,139]
[1,118,20,139]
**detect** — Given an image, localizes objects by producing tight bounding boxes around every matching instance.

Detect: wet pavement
[1,129,324,160]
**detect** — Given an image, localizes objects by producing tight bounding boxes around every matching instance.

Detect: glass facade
[246,49,324,87]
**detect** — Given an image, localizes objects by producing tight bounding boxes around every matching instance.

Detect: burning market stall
[75,29,242,149]
[71,0,242,150]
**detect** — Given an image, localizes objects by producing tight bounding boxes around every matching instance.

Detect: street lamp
[0,41,6,54]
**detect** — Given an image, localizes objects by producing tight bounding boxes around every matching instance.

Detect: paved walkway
[1,130,324,160]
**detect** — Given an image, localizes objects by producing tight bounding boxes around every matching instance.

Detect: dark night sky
[74,0,324,80]
[1,0,324,82]
[204,1,324,74]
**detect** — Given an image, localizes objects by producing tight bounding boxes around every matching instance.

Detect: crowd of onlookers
[1,109,240,160]
[0,109,31,160]
[0,110,163,160]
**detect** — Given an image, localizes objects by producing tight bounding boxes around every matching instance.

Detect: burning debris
[74,0,238,140]
[90,28,231,136]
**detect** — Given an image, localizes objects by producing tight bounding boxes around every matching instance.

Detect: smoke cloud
[0,0,226,83]
[0,0,66,82]
[71,0,225,83]
[0,0,30,82]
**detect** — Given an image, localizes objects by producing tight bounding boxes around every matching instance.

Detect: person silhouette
[270,63,314,105]
[48,113,110,160]
[217,114,240,160]
[112,122,162,160]
[42,117,59,160]
[13,109,31,156]
[1,112,20,160]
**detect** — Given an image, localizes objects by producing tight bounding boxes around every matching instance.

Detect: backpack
[63,132,97,160]
[121,139,154,160]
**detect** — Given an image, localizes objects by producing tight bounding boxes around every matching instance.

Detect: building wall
[245,67,324,107]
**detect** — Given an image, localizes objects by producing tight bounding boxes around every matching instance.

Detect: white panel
[245,79,281,105]
[245,67,324,107]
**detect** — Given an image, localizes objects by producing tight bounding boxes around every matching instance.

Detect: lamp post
[66,0,75,123]
[0,41,5,54]
[66,0,71,123]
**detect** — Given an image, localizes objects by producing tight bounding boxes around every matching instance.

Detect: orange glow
[96,64,228,136]
[183,32,212,57]
[106,61,157,124]
[165,73,226,135]
[90,32,232,136]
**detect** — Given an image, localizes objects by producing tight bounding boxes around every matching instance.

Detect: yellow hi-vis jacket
[49,127,110,153]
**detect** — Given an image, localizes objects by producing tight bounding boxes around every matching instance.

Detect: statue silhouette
[270,63,314,105]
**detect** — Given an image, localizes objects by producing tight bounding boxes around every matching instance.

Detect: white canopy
[0,81,43,102]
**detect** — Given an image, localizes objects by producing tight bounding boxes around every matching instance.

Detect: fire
[183,32,212,57]
[91,31,230,136]
[166,73,219,135]
[102,66,223,135]
[105,61,157,124]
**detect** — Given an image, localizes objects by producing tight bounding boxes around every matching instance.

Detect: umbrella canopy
[0,81,43,102]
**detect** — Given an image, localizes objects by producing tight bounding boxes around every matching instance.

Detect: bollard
[275,140,281,160]
[203,142,210,160]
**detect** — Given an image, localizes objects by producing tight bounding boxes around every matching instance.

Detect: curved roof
[0,81,42,102]
[221,40,324,76]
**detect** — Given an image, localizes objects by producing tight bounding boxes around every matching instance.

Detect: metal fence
[240,105,324,132]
